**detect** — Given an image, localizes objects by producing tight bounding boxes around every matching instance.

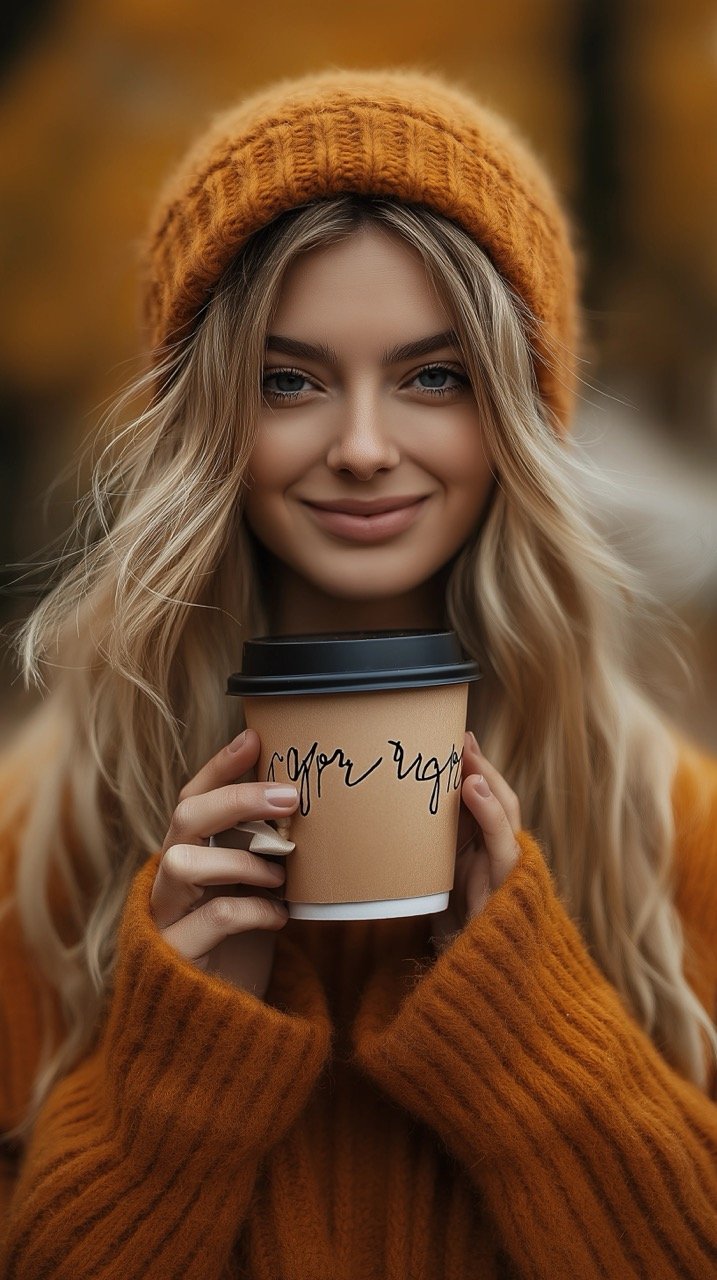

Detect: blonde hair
[1,193,714,1148]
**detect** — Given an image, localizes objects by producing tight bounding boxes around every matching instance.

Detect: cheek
[428,422,492,496]
[243,437,287,537]
[247,418,320,491]
[245,432,286,488]
[430,430,494,542]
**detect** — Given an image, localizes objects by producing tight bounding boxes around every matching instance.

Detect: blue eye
[414,364,468,395]
[262,370,309,400]
[417,368,449,389]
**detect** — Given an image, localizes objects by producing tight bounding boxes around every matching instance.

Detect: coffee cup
[226,629,481,920]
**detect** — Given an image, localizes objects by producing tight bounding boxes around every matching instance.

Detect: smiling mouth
[305,496,429,515]
[301,496,430,542]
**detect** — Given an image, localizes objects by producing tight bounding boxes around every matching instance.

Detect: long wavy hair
[1,192,715,1148]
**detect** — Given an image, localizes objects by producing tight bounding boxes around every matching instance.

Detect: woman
[1,67,716,1279]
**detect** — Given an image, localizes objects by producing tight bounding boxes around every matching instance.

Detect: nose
[325,394,401,480]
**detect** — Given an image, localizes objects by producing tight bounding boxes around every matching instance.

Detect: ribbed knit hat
[141,67,582,432]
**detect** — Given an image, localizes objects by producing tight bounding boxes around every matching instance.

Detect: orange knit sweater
[1,733,717,1278]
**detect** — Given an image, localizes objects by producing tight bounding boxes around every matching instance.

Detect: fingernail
[473,775,491,798]
[469,731,480,750]
[265,786,298,808]
[228,730,247,752]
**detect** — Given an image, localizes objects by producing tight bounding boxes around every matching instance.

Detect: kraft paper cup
[226,630,482,921]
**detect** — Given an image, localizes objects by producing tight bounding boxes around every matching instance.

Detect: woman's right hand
[149,728,299,1000]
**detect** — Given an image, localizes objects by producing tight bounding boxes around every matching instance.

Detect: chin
[311,577,405,600]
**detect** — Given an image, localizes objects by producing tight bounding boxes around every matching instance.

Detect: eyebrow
[264,328,460,365]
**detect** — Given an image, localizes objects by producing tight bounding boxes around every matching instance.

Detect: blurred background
[0,0,715,749]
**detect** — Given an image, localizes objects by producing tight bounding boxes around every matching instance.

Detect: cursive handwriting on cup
[267,737,463,817]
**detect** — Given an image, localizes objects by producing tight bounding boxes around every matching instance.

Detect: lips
[306,496,427,515]
[302,495,430,543]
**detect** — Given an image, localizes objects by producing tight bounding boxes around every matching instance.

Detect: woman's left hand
[430,732,522,953]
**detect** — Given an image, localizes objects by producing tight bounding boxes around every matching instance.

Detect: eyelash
[261,362,469,402]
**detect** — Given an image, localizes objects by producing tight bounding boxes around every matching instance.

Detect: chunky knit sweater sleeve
[351,743,717,1279]
[0,850,333,1279]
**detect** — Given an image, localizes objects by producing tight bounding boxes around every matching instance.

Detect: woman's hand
[150,728,298,999]
[430,732,522,953]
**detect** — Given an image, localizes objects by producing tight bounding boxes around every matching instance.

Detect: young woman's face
[244,223,495,611]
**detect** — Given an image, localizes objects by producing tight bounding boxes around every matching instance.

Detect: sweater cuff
[350,829,669,1164]
[102,853,333,1162]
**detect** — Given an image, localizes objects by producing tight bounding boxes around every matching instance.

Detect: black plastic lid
[227,629,482,696]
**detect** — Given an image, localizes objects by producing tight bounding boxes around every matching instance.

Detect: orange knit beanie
[141,67,583,432]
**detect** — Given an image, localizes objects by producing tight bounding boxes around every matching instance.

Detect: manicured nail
[265,786,298,808]
[473,775,491,798]
[228,730,247,752]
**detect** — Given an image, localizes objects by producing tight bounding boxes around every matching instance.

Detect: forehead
[267,225,454,350]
